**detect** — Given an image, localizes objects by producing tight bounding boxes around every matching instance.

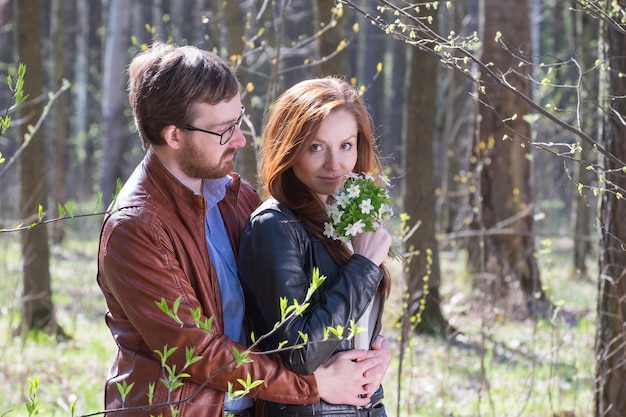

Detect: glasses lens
[222,125,236,145]
[221,108,244,145]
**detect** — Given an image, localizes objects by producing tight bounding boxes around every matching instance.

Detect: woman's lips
[319,176,343,184]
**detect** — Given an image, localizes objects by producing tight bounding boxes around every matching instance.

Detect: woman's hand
[351,226,392,266]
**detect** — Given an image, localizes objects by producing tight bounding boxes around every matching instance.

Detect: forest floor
[0,228,596,417]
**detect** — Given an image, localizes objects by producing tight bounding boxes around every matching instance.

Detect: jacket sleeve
[98,210,319,405]
[238,208,383,375]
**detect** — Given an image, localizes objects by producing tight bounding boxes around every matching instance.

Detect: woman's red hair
[259,77,390,297]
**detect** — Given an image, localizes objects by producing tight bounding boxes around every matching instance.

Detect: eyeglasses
[183,107,245,145]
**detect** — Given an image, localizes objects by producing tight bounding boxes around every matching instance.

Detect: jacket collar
[144,147,202,207]
[141,147,243,215]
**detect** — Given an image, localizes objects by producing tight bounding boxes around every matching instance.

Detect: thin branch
[0,82,71,178]
[339,0,626,167]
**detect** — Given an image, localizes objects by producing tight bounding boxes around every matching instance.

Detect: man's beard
[179,140,236,179]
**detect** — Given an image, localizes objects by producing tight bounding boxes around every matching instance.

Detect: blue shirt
[202,177,252,411]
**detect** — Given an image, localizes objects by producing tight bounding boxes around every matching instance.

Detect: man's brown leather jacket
[97,149,319,417]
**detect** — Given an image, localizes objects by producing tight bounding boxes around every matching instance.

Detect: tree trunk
[401,16,450,337]
[573,137,594,277]
[572,3,598,278]
[438,0,474,235]
[100,0,131,208]
[317,0,351,78]
[51,0,68,244]
[468,0,548,317]
[224,0,257,187]
[596,2,626,415]
[73,0,88,198]
[17,0,56,334]
[384,38,405,180]
[0,0,17,219]
[360,13,385,144]
[280,0,314,87]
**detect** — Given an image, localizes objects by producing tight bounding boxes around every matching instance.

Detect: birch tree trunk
[224,0,257,185]
[51,0,68,244]
[100,0,131,207]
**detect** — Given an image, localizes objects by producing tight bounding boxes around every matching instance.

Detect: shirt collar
[202,176,233,209]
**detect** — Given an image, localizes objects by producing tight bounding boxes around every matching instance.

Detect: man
[97,42,389,417]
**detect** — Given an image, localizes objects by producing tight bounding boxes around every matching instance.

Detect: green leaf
[154,296,184,325]
[232,347,253,366]
[154,344,178,367]
[64,200,75,217]
[116,380,135,401]
[147,382,155,404]
[184,346,202,368]
[58,202,66,218]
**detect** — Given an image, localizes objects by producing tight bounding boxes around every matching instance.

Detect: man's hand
[313,337,391,406]
[362,335,391,392]
[313,349,376,406]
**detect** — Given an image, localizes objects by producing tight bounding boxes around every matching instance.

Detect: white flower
[346,183,361,198]
[378,174,391,187]
[326,203,339,217]
[379,204,393,218]
[324,172,393,242]
[345,219,366,237]
[335,192,350,209]
[323,222,335,238]
[331,209,344,223]
[359,198,374,215]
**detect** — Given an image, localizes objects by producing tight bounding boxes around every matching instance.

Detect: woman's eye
[310,143,323,152]
[341,142,354,151]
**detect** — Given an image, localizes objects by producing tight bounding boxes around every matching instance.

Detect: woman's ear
[161,125,182,150]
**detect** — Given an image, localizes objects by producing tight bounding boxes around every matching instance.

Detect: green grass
[380,239,595,417]
[0,232,596,417]
[0,232,113,417]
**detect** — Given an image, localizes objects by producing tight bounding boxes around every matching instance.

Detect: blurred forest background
[1,0,626,416]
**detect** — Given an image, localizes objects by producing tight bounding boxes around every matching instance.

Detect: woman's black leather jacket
[238,198,385,375]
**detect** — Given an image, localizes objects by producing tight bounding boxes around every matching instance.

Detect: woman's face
[292,108,358,203]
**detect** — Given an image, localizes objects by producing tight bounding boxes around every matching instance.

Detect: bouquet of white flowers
[323,172,393,242]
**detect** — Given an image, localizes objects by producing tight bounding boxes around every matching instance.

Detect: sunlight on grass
[0,230,597,417]
[0,232,114,417]
[381,243,595,417]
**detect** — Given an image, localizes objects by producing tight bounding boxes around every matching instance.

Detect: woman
[238,77,393,416]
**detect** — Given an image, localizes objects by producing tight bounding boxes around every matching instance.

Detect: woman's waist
[266,385,384,415]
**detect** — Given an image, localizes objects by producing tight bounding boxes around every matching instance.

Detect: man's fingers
[332,348,370,362]
[362,362,384,379]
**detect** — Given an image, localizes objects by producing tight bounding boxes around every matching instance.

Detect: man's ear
[162,125,182,150]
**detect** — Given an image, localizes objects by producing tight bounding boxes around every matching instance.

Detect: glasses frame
[183,107,245,145]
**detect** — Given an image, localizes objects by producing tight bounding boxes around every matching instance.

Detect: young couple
[97,42,393,417]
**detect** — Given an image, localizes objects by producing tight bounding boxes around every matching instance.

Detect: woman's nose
[324,151,340,170]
